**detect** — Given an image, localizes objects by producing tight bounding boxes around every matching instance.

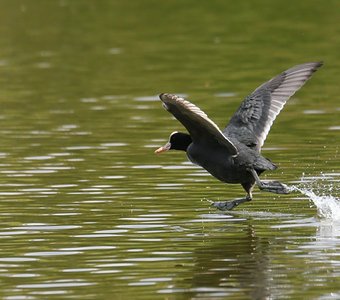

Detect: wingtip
[283,61,323,77]
[297,61,324,71]
[159,93,180,102]
[313,61,324,69]
[303,61,323,72]
[159,93,175,100]
[306,61,323,75]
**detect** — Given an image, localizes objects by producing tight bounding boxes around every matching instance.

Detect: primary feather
[224,62,323,150]
[159,93,238,156]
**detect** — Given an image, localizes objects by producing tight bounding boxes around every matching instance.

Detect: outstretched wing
[224,62,322,150]
[159,93,238,156]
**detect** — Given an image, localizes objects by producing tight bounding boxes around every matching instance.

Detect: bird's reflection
[190,224,272,299]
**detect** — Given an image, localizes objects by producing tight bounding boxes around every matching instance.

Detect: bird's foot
[259,180,290,194]
[211,197,251,211]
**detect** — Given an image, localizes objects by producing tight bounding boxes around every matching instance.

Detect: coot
[155,62,322,210]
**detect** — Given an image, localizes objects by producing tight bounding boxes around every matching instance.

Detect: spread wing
[159,93,238,156]
[224,62,322,151]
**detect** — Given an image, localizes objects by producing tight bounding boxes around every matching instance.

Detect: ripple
[25,251,80,256]
[73,234,115,238]
[116,224,167,229]
[155,183,183,190]
[56,124,79,131]
[0,59,9,66]
[23,169,57,174]
[30,291,68,295]
[189,171,210,176]
[101,95,126,101]
[35,62,52,69]
[121,217,167,222]
[63,268,98,273]
[262,147,287,151]
[30,130,50,135]
[94,229,128,234]
[91,269,121,274]
[108,47,122,54]
[49,109,74,115]
[50,184,78,188]
[329,126,340,130]
[132,165,162,169]
[129,281,155,286]
[214,92,237,97]
[17,280,95,288]
[231,210,295,219]
[144,144,163,148]
[48,152,71,157]
[24,155,54,160]
[125,257,179,262]
[135,105,151,110]
[162,165,199,170]
[59,246,116,251]
[100,142,128,147]
[80,97,97,103]
[52,212,80,216]
[0,192,24,196]
[0,257,38,262]
[139,214,171,217]
[95,263,134,268]
[66,158,85,162]
[303,109,326,114]
[65,145,96,150]
[90,105,107,110]
[6,273,40,278]
[133,95,160,102]
[39,50,55,57]
[152,251,191,255]
[100,175,126,179]
[198,213,234,219]
[0,230,30,236]
[12,224,81,231]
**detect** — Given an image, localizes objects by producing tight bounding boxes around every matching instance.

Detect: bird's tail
[255,156,277,171]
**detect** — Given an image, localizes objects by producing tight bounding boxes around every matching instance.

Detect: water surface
[0,1,339,299]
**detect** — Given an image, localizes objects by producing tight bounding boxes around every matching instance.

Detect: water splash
[290,173,340,220]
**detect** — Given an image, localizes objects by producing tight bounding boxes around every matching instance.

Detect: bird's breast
[186,144,243,183]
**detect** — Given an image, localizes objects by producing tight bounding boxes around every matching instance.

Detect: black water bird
[155,62,322,210]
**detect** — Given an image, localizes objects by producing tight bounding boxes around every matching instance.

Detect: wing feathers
[158,63,322,156]
[159,93,238,156]
[224,62,322,150]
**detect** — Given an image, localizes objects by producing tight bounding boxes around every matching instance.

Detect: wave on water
[289,173,340,220]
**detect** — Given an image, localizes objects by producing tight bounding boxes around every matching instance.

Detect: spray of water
[289,173,340,220]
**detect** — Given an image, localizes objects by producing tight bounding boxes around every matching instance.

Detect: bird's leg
[212,193,252,211]
[211,181,254,211]
[249,169,290,194]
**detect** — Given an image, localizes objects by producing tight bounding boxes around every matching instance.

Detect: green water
[0,1,339,299]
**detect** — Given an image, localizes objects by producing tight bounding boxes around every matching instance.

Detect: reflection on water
[0,0,339,299]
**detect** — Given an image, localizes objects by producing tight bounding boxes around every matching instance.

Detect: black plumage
[155,62,322,210]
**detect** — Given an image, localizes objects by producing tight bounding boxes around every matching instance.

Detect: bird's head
[154,131,192,154]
